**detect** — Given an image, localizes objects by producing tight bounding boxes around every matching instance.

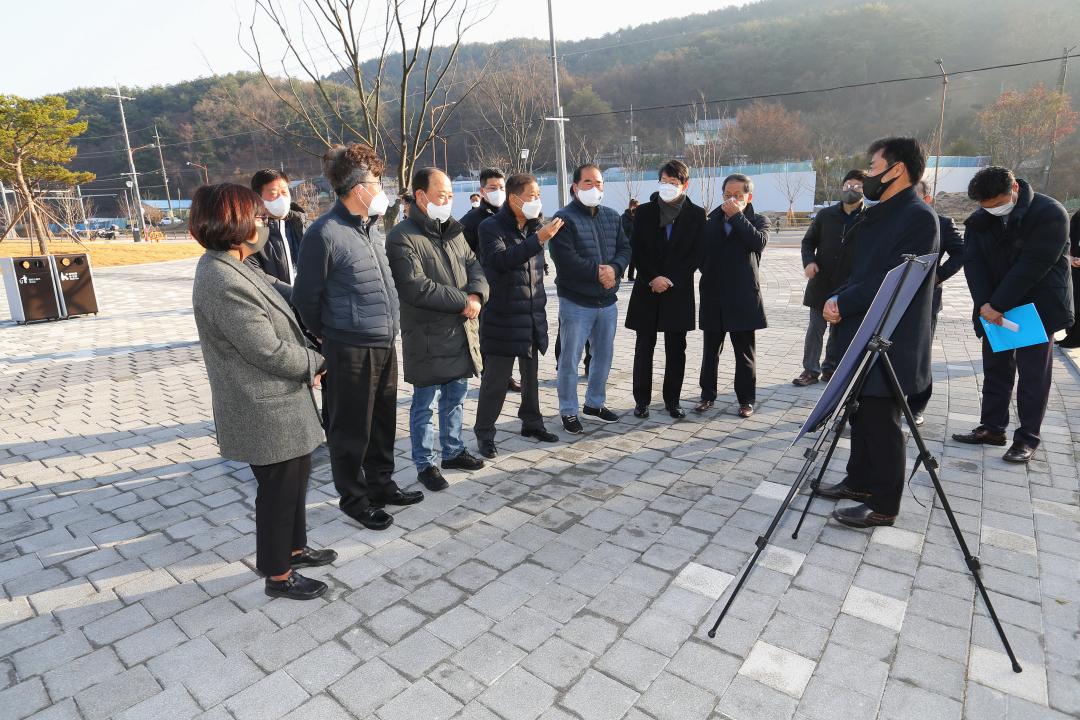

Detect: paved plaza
[1,248,1078,720]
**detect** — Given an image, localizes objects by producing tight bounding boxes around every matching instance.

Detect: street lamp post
[186,161,210,185]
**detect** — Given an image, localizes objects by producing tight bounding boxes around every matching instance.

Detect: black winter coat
[834,187,939,398]
[625,194,705,333]
[246,202,308,284]
[386,210,489,387]
[460,199,499,256]
[962,179,1073,337]
[699,203,770,333]
[800,201,864,310]
[477,205,550,357]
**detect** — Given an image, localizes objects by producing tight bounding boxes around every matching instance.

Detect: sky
[4,0,746,97]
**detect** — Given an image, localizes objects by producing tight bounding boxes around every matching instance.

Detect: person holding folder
[953,166,1073,463]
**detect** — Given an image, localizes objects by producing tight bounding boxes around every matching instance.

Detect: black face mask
[840,189,863,205]
[862,164,899,201]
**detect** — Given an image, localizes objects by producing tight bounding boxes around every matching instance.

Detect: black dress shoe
[634,405,650,419]
[693,399,714,413]
[508,377,522,393]
[1056,337,1080,348]
[816,480,872,501]
[290,546,338,568]
[1003,442,1035,463]
[666,405,686,419]
[347,507,395,530]
[370,488,425,507]
[442,449,485,471]
[832,504,896,528]
[265,571,328,600]
[521,428,559,442]
[418,466,449,491]
[952,426,1007,446]
[478,441,498,459]
[738,404,755,418]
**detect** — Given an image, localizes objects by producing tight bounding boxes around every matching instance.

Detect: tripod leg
[792,402,855,539]
[879,353,1023,673]
[708,451,818,637]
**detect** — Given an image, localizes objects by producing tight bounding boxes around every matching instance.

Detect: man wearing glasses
[793,169,867,387]
[293,143,424,532]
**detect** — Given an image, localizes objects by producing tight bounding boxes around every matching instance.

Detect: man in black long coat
[696,173,770,418]
[905,179,966,424]
[818,137,939,528]
[794,169,865,387]
[1056,208,1080,348]
[625,160,705,419]
[472,173,562,457]
[952,166,1073,463]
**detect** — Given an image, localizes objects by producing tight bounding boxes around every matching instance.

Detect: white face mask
[657,183,682,203]
[577,186,603,207]
[264,195,290,219]
[985,200,1014,217]
[364,188,390,217]
[484,189,506,208]
[471,201,481,208]
[521,198,543,220]
[425,198,454,223]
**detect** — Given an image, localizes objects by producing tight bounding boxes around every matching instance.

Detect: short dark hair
[412,167,442,194]
[189,183,262,252]
[843,169,866,184]
[469,193,481,201]
[722,173,753,194]
[658,159,690,184]
[867,137,926,185]
[322,143,385,196]
[251,169,289,194]
[968,166,1016,201]
[505,172,537,196]
[480,167,504,185]
[572,163,601,184]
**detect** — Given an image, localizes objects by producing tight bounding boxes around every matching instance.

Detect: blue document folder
[980,303,1048,352]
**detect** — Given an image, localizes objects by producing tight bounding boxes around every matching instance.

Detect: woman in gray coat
[190,183,336,601]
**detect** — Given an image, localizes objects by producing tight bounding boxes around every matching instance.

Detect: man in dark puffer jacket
[293,143,422,532]
[472,173,563,457]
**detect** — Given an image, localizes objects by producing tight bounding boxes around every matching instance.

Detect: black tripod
[706,257,1023,674]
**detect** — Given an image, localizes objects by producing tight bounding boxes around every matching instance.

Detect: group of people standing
[188,135,1076,599]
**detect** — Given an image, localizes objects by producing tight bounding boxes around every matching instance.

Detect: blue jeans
[410,378,468,470]
[557,298,617,416]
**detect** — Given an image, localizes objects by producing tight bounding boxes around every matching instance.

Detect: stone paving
[1,249,1078,720]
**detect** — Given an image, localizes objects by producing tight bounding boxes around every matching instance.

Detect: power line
[69,50,1080,160]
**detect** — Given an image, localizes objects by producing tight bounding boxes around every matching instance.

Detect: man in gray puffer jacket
[387,168,490,491]
[293,143,424,532]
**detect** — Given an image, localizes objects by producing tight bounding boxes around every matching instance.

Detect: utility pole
[153,125,174,220]
[105,82,147,242]
[75,185,89,230]
[1043,46,1075,191]
[932,59,948,199]
[547,0,570,208]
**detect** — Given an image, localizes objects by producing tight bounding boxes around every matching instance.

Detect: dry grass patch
[0,240,204,267]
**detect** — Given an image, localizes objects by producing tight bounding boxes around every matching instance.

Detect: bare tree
[469,52,549,175]
[683,96,733,212]
[237,0,495,223]
[773,168,812,226]
[613,144,646,209]
[293,179,327,217]
[50,190,85,233]
[566,133,602,176]
[465,137,510,178]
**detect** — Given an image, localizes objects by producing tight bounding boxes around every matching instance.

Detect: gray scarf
[658,195,685,230]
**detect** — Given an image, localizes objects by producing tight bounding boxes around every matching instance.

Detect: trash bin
[50,253,99,317]
[0,256,63,323]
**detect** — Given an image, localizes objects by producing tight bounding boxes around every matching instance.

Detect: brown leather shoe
[693,399,714,413]
[832,504,896,528]
[821,370,834,383]
[792,371,820,387]
[952,426,1007,446]
[1003,442,1035,463]
[508,377,522,393]
[817,480,871,501]
[738,404,754,418]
